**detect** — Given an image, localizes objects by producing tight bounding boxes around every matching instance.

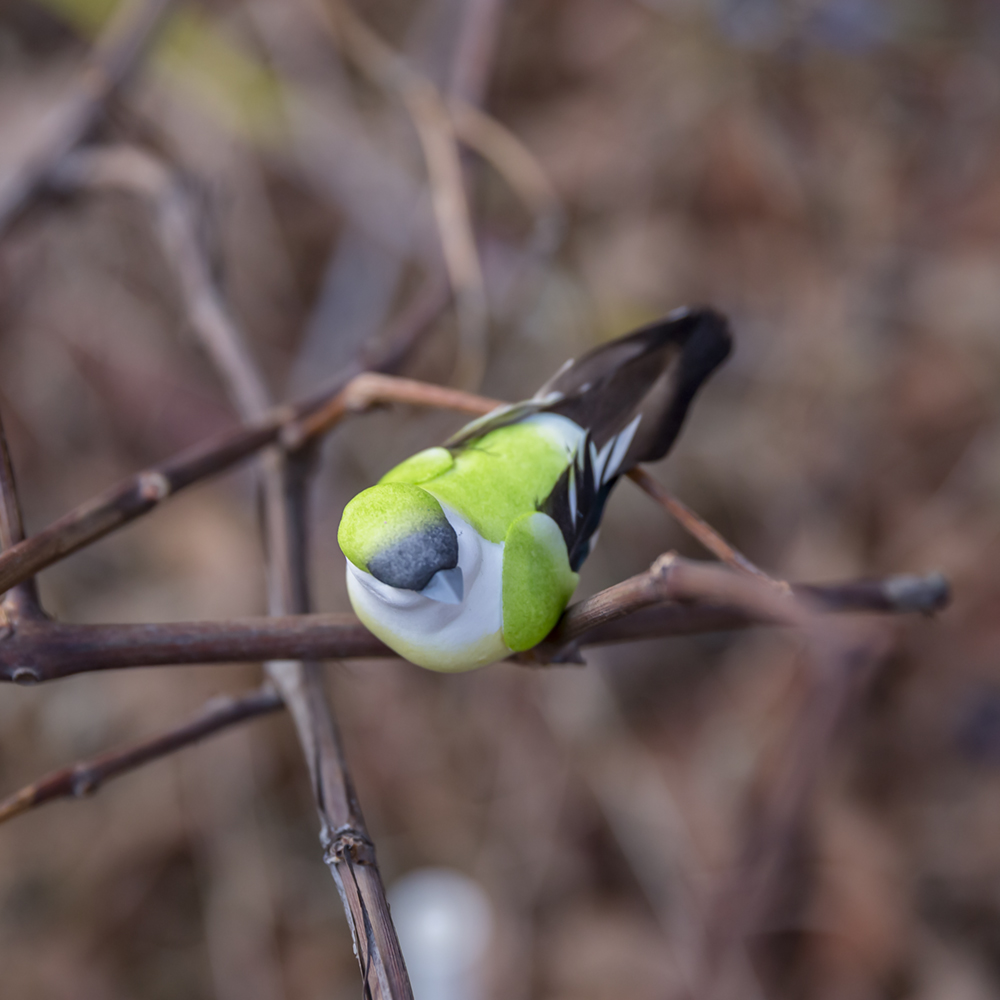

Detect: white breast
[346,504,510,672]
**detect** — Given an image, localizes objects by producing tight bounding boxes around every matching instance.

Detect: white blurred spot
[388,868,494,1000]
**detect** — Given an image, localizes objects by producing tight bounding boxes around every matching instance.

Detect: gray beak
[420,566,464,604]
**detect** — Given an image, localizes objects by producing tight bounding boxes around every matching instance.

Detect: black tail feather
[542,306,732,468]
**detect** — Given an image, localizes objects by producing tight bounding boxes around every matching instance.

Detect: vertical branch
[0,410,43,621]
[272,445,411,997]
[109,150,413,997]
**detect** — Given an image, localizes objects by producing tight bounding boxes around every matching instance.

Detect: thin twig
[0,409,43,621]
[0,371,492,600]
[0,569,948,684]
[540,553,800,658]
[288,371,499,445]
[627,468,779,585]
[0,686,283,825]
[0,0,175,234]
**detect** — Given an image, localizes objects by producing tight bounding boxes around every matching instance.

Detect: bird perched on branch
[338,307,733,671]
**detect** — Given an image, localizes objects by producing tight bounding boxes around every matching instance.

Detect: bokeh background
[1,0,999,997]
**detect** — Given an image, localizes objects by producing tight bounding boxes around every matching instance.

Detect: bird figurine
[338,307,733,672]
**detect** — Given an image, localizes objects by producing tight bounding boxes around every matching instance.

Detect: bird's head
[338,483,464,602]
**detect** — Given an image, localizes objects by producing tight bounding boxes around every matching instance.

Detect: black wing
[539,306,732,465]
[448,307,733,569]
[541,308,732,567]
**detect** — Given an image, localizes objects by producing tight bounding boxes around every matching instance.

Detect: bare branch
[0,0,175,234]
[0,411,291,599]
[288,371,499,446]
[627,468,779,585]
[0,408,44,621]
[0,568,948,684]
[576,570,950,647]
[0,370,489,600]
[101,146,416,998]
[0,686,283,825]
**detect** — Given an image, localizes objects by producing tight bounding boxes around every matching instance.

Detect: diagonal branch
[627,467,780,586]
[0,685,283,825]
[0,408,44,622]
[0,370,493,601]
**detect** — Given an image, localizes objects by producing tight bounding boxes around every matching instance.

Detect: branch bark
[0,409,43,622]
[0,685,282,823]
[0,369,494,601]
[0,568,948,684]
[103,148,417,998]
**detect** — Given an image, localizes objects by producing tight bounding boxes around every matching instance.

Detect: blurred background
[1,0,999,997]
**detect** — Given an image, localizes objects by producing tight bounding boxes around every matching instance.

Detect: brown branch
[111,148,415,998]
[0,409,43,622]
[0,686,282,825]
[539,553,806,661]
[288,371,499,446]
[0,0,175,234]
[627,468,779,585]
[0,569,948,684]
[0,411,290,599]
[575,570,950,647]
[0,371,494,601]
[0,613,389,683]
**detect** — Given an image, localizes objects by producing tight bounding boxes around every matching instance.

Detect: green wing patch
[502,512,579,651]
[422,423,570,543]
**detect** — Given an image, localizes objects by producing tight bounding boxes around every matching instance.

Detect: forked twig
[0,686,282,824]
[0,368,488,600]
[288,371,499,445]
[627,467,780,586]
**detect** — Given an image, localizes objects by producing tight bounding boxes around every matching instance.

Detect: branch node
[326,826,377,867]
[137,470,171,503]
[70,768,99,798]
[11,666,40,685]
[650,551,679,583]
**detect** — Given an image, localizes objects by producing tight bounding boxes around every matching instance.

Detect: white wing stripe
[604,413,642,483]
[591,438,614,486]
[568,463,577,527]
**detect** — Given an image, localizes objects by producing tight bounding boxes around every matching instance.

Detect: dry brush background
[1,0,998,997]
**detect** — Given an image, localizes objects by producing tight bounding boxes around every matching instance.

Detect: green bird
[338,307,732,672]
